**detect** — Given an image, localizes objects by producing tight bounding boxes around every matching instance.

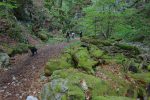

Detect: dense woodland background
[0,0,150,100]
[0,0,150,44]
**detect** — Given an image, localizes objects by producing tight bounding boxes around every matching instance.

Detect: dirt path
[0,42,70,100]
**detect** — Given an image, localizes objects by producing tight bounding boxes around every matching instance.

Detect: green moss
[67,85,85,100]
[44,59,71,76]
[44,52,73,76]
[115,43,140,55]
[73,47,98,73]
[101,40,113,46]
[81,37,112,47]
[64,43,82,56]
[54,84,62,93]
[130,73,150,83]
[93,96,133,100]
[89,44,104,58]
[101,53,127,64]
[148,65,150,71]
[61,95,67,100]
[113,54,128,64]
[38,33,48,41]
[41,79,68,100]
[50,68,110,99]
[61,53,73,65]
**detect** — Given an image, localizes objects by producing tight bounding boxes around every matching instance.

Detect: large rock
[0,53,10,68]
[89,44,104,59]
[73,47,98,74]
[41,68,110,100]
[41,78,68,100]
[44,53,72,76]
[26,96,38,100]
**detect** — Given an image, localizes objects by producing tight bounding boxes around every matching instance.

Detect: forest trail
[0,41,72,100]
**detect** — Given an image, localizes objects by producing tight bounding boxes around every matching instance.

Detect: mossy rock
[81,37,112,47]
[51,68,114,96]
[38,33,48,41]
[89,44,104,58]
[41,68,110,100]
[10,43,29,56]
[61,53,73,65]
[73,47,98,74]
[100,40,113,46]
[41,78,68,100]
[93,96,133,100]
[44,58,72,76]
[101,53,127,64]
[115,43,140,55]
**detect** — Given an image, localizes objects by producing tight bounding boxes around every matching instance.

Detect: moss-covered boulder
[41,68,110,100]
[61,53,73,65]
[89,45,104,59]
[101,53,127,64]
[81,37,112,47]
[38,33,48,41]
[41,78,68,100]
[73,47,98,73]
[93,96,133,100]
[44,53,72,76]
[115,43,140,55]
[44,60,71,76]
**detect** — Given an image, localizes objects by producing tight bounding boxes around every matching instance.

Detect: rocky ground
[0,41,70,100]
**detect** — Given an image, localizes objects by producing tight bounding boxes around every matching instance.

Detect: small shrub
[10,43,29,56]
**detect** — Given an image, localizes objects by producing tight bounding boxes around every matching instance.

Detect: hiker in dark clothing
[80,32,83,39]
[66,32,70,42]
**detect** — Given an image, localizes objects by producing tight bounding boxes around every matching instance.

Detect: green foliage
[76,0,150,44]
[8,23,27,43]
[131,73,150,83]
[44,0,86,33]
[77,0,119,38]
[0,0,17,9]
[10,43,29,56]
